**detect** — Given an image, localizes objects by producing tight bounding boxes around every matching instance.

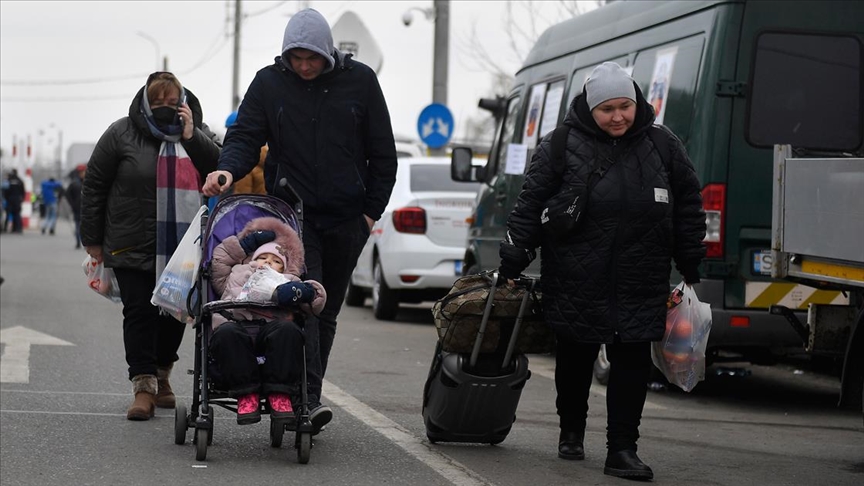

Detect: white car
[347,156,482,320]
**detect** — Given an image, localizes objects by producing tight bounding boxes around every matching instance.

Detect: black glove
[682,266,701,285]
[239,230,276,254]
[274,281,315,306]
[499,240,535,280]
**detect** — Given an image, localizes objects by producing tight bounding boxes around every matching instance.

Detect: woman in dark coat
[499,62,706,480]
[81,72,221,420]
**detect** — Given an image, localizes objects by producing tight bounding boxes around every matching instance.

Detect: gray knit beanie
[585,62,636,111]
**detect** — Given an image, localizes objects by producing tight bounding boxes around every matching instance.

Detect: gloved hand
[239,230,276,254]
[274,281,316,306]
[499,240,535,280]
[682,266,701,285]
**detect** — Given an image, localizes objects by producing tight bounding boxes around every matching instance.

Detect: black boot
[558,429,585,460]
[604,450,654,481]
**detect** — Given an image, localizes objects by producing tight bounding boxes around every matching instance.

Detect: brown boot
[155,364,176,409]
[127,374,157,421]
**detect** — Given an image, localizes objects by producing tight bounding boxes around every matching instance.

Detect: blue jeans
[301,215,370,403]
[41,203,58,232]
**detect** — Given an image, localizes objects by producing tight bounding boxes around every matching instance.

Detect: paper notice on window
[504,143,529,175]
[538,83,565,139]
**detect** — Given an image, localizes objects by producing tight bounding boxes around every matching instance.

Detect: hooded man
[203,8,398,432]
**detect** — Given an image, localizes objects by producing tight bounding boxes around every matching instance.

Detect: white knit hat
[585,62,636,111]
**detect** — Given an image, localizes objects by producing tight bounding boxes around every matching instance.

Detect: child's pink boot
[237,393,261,425]
[269,393,294,420]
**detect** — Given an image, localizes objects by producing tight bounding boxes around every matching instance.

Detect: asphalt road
[1,220,862,486]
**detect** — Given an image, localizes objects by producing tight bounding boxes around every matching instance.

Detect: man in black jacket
[203,8,398,431]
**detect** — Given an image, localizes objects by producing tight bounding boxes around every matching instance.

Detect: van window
[631,36,704,141]
[410,164,481,193]
[491,96,523,178]
[523,80,566,149]
[746,32,862,151]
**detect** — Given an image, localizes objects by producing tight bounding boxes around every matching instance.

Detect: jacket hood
[238,217,305,276]
[280,8,335,74]
[564,80,655,142]
[127,82,206,134]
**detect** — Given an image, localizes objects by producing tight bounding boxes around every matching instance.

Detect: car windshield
[410,164,481,193]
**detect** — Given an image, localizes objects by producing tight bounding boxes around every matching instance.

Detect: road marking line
[527,355,666,410]
[323,380,493,486]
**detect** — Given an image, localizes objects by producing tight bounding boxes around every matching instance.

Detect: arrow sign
[0,326,74,383]
[417,103,454,149]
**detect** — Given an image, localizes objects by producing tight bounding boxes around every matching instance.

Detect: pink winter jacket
[210,217,326,325]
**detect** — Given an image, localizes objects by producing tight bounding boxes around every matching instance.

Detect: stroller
[173,187,315,464]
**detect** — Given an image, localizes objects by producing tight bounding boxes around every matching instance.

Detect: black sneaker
[309,403,332,432]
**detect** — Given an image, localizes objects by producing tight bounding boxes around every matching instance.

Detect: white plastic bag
[236,265,290,303]
[651,281,712,392]
[82,256,122,303]
[151,206,206,323]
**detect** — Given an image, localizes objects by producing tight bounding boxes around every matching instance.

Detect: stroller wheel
[195,429,209,461]
[270,419,284,448]
[174,403,188,445]
[297,432,312,464]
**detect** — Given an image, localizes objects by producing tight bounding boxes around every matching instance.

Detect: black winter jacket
[80,88,220,272]
[505,86,706,344]
[217,52,397,230]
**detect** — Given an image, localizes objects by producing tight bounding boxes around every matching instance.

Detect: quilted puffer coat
[80,86,220,271]
[505,84,706,344]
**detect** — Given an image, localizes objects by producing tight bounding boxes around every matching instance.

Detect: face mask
[151,106,177,126]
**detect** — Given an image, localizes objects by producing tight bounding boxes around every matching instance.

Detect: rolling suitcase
[422,272,540,444]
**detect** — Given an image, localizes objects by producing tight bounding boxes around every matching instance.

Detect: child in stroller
[208,216,326,425]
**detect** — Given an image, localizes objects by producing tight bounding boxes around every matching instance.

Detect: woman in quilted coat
[499,62,706,481]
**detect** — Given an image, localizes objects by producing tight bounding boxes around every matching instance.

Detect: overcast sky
[0,0,598,170]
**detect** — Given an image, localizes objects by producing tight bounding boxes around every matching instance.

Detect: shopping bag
[151,206,205,323]
[651,281,712,392]
[81,255,122,304]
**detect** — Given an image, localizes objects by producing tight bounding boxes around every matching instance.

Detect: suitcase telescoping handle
[468,272,538,369]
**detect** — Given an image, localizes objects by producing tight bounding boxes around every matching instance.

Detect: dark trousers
[301,216,370,403]
[555,337,652,452]
[114,268,186,380]
[209,320,305,397]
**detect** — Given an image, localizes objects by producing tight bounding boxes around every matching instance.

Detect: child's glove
[239,230,276,254]
[274,281,316,306]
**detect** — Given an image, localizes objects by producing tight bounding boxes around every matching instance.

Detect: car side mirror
[451,147,476,182]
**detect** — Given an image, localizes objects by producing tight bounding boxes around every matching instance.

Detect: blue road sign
[417,103,454,149]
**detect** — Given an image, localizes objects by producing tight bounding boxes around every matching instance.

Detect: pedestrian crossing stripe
[745,282,848,309]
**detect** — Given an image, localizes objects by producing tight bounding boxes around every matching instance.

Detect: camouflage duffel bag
[431,272,555,354]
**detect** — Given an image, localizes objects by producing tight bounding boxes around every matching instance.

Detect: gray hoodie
[281,8,335,74]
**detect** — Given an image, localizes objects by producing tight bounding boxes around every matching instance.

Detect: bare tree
[458,1,604,143]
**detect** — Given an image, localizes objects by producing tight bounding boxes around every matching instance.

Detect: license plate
[454,260,463,276]
[753,250,772,276]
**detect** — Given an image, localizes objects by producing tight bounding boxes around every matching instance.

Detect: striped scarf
[155,142,202,285]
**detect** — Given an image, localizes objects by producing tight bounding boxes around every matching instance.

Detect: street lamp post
[404,1,450,155]
[137,31,168,71]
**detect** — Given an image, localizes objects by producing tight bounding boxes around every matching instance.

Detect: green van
[451,0,864,370]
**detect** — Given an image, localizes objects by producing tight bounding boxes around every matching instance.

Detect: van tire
[373,259,398,321]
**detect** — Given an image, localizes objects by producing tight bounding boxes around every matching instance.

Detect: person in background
[39,177,64,235]
[498,62,706,481]
[65,164,87,248]
[202,8,398,433]
[80,71,221,421]
[3,169,25,233]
